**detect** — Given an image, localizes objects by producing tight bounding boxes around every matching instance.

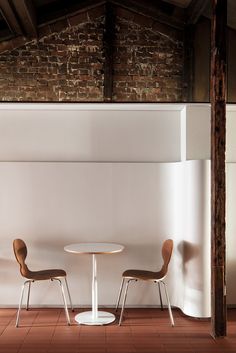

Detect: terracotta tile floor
[0,308,236,353]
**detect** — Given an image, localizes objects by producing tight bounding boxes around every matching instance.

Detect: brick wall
[114,9,184,102]
[0,7,185,102]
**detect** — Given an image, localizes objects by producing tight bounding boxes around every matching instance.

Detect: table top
[64,242,124,254]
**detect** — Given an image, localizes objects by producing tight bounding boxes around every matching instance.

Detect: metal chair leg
[26,281,32,311]
[64,277,74,312]
[162,281,174,326]
[54,278,71,325]
[16,280,29,327]
[115,277,125,312]
[156,281,163,310]
[119,279,133,326]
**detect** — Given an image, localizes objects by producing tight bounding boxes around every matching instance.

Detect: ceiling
[163,0,192,8]
[0,0,234,46]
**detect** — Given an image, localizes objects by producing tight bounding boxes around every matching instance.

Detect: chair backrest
[13,239,31,278]
[160,239,173,276]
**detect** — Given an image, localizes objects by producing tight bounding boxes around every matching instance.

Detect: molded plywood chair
[13,238,73,327]
[116,239,174,326]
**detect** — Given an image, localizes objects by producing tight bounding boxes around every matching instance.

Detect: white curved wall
[0,102,226,318]
[0,160,211,317]
[226,106,236,306]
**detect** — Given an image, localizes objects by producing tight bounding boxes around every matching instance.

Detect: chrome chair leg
[26,281,32,311]
[156,281,163,310]
[162,281,174,326]
[115,277,125,312]
[54,278,71,325]
[16,280,30,327]
[64,277,74,312]
[119,279,133,326]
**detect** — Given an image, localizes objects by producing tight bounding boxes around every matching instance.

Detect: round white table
[64,242,124,325]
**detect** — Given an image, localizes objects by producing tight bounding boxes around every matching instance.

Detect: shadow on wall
[178,240,203,291]
[0,257,19,283]
[226,259,236,304]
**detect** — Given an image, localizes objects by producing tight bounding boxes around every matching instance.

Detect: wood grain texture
[103,2,115,102]
[210,0,227,338]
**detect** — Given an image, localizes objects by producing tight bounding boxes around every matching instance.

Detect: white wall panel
[0,102,229,318]
[0,161,211,317]
[186,105,211,160]
[184,105,236,162]
[181,160,211,316]
[226,106,236,162]
[0,104,182,162]
[226,163,236,305]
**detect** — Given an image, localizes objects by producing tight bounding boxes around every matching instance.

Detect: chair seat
[26,269,66,281]
[122,269,164,281]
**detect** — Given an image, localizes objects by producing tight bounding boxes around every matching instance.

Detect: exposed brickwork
[114,15,184,101]
[0,15,104,101]
[0,7,185,102]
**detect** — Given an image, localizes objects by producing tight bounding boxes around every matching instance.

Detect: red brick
[0,7,185,102]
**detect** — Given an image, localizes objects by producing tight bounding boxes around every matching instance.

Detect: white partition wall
[226,105,236,306]
[0,104,183,162]
[185,105,211,160]
[2,102,235,318]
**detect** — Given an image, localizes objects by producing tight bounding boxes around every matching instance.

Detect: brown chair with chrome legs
[13,238,73,327]
[116,238,174,326]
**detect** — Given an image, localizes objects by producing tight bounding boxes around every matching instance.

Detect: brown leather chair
[13,238,73,327]
[116,239,174,326]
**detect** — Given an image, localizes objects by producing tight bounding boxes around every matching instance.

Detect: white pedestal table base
[75,311,116,325]
[64,243,124,326]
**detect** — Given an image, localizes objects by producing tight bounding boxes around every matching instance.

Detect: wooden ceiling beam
[37,0,105,25]
[103,2,115,102]
[110,0,185,29]
[0,0,23,35]
[11,0,38,38]
[187,0,210,24]
[0,0,186,44]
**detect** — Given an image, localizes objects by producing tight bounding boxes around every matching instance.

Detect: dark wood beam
[36,0,105,26]
[187,0,210,25]
[227,28,236,103]
[0,0,22,35]
[110,0,185,30]
[211,0,227,338]
[183,24,194,101]
[11,0,37,38]
[103,2,115,102]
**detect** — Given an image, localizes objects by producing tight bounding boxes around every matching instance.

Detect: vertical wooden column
[211,0,227,338]
[183,24,194,101]
[103,2,115,102]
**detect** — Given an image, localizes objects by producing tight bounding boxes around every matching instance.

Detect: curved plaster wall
[0,103,217,318]
[0,160,211,317]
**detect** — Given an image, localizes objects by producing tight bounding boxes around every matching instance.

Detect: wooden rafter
[187,0,210,24]
[211,0,227,338]
[11,0,37,38]
[36,0,105,26]
[0,0,187,44]
[0,0,22,35]
[110,0,185,29]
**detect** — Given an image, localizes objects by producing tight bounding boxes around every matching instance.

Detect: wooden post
[103,2,115,102]
[183,24,194,101]
[211,0,227,338]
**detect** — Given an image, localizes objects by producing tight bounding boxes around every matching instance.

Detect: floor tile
[0,308,235,353]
